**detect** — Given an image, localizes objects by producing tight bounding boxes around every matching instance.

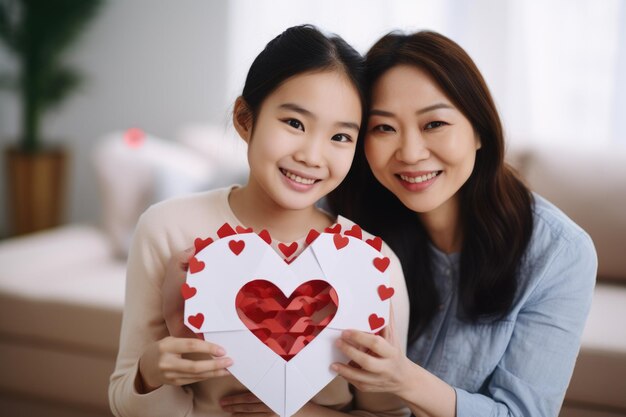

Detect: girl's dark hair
[240,24,366,126]
[328,31,534,343]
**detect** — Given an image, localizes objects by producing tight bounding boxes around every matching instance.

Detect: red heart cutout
[188,313,204,329]
[366,236,383,252]
[333,234,349,250]
[373,257,390,272]
[377,285,395,300]
[181,283,197,300]
[278,242,298,258]
[229,240,245,255]
[368,313,385,330]
[236,225,253,234]
[258,229,272,244]
[189,257,205,274]
[236,279,338,361]
[344,225,362,240]
[217,223,236,238]
[325,224,342,234]
[305,229,320,245]
[194,237,214,255]
[124,127,145,148]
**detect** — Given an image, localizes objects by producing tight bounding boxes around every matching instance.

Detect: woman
[328,31,597,417]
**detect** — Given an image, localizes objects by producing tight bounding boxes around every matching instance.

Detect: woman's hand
[220,392,278,416]
[331,327,413,397]
[162,247,198,338]
[137,336,232,393]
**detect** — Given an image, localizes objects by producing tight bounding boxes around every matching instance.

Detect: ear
[474,131,482,150]
[233,96,253,143]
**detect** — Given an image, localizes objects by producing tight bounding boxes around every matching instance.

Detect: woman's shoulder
[519,193,597,295]
[530,193,594,248]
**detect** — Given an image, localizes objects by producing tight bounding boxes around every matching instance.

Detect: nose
[395,130,430,163]
[293,136,323,167]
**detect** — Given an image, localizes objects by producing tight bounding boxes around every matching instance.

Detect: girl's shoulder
[136,186,239,240]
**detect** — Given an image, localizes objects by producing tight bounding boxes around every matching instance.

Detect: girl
[329,31,597,417]
[108,25,410,417]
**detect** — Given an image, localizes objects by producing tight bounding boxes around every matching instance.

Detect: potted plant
[0,0,103,235]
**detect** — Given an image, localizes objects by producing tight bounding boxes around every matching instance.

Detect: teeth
[282,169,316,185]
[399,171,440,184]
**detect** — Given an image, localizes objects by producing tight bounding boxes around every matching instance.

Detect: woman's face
[365,64,481,217]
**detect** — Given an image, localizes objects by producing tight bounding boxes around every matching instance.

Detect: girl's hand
[137,336,232,393]
[331,326,413,396]
[162,247,198,338]
[220,392,278,416]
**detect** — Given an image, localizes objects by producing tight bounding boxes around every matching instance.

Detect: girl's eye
[372,124,395,133]
[284,118,304,131]
[425,121,447,130]
[331,133,352,143]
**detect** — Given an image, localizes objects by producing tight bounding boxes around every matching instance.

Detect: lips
[397,170,442,184]
[280,168,321,185]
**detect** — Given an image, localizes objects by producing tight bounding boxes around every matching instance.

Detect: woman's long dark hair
[328,31,534,343]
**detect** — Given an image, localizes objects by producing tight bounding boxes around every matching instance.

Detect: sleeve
[108,209,195,417]
[350,245,411,417]
[455,230,597,417]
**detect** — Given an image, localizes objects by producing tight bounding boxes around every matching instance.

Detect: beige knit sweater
[109,186,410,417]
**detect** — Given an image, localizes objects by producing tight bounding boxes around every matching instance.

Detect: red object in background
[123,127,145,148]
[236,279,339,361]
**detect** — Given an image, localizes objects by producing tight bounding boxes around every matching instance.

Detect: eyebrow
[279,103,360,131]
[370,102,454,118]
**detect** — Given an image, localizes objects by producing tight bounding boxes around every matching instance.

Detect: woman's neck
[418,196,462,254]
[228,185,333,243]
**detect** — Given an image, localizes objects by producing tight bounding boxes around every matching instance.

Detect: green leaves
[0,0,104,150]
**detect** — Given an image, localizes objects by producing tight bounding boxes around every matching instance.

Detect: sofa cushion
[93,132,216,258]
[0,225,125,354]
[511,146,626,283]
[565,284,626,411]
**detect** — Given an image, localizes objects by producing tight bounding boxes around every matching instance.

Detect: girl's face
[365,64,481,217]
[241,70,361,211]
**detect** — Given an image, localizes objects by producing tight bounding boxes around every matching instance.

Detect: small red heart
[124,127,145,148]
[236,225,253,234]
[373,257,390,272]
[194,237,214,255]
[344,225,362,240]
[181,283,197,300]
[325,224,342,234]
[189,257,205,274]
[229,240,245,255]
[278,242,298,258]
[368,314,385,330]
[217,223,236,238]
[366,236,383,252]
[258,229,272,244]
[333,234,349,250]
[305,229,320,245]
[377,285,395,300]
[188,313,204,329]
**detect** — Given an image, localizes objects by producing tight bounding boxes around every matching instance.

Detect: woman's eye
[425,121,447,130]
[372,124,395,133]
[284,118,304,131]
[331,133,352,143]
